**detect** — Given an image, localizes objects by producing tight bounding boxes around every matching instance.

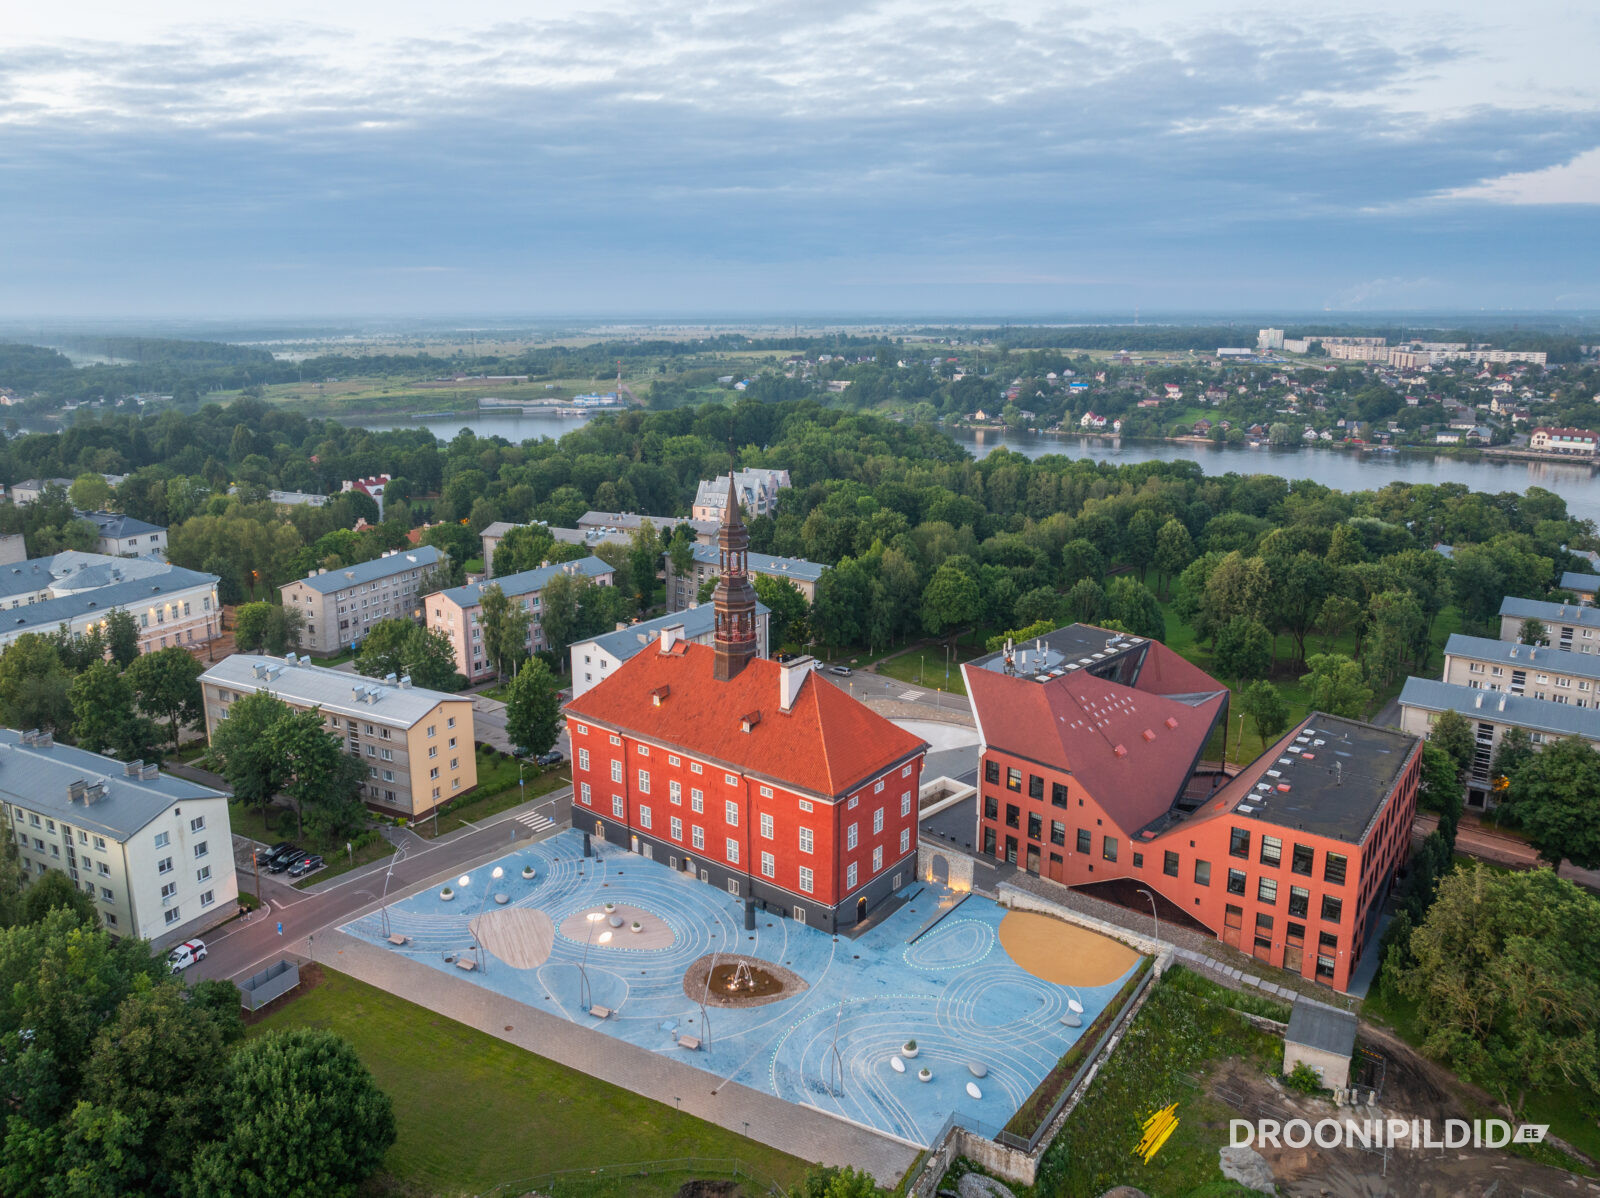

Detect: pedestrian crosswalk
[899,688,923,700]
[515,810,555,834]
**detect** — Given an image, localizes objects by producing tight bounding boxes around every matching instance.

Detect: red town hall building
[963,626,1421,992]
[564,477,927,932]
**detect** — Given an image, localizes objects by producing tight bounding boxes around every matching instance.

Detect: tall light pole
[1136,887,1160,949]
[378,842,409,939]
[578,911,609,1011]
[466,866,504,971]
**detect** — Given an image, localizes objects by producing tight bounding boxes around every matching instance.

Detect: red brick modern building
[563,477,927,932]
[964,626,1421,992]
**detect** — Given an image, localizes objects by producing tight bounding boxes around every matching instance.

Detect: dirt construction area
[1202,1042,1598,1197]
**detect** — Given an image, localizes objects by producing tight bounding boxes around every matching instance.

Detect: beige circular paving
[557,904,675,950]
[468,908,556,969]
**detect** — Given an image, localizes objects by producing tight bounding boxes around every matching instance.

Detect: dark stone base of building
[583,813,915,935]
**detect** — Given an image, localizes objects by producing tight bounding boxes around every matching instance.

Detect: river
[345,412,1600,525]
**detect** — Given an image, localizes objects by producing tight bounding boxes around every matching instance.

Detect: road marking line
[899,689,922,700]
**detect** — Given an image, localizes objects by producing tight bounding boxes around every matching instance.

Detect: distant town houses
[1528,427,1597,457]
[280,546,443,657]
[80,510,167,558]
[341,474,392,517]
[427,556,614,683]
[690,469,791,521]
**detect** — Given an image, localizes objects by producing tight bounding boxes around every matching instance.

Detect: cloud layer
[2,1,1597,317]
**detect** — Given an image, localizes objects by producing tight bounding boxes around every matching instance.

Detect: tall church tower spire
[712,470,757,681]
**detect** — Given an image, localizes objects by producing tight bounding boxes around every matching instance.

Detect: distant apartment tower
[1257,328,1285,351]
[200,653,477,819]
[279,546,443,657]
[2,729,239,948]
[427,556,615,683]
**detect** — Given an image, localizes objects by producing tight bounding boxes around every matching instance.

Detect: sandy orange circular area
[998,909,1141,987]
[469,908,555,969]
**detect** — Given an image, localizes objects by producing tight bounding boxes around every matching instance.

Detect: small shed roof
[1285,1000,1357,1057]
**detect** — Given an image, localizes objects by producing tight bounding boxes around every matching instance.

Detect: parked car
[535,750,564,767]
[166,940,207,972]
[773,651,796,663]
[263,841,294,865]
[266,848,302,873]
[827,665,852,676]
[288,854,324,878]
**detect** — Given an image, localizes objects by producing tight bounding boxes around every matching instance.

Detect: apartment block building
[199,653,477,819]
[2,728,238,948]
[0,551,219,654]
[964,625,1421,993]
[1399,676,1600,808]
[280,545,443,656]
[569,602,770,699]
[1498,596,1600,653]
[1528,427,1597,456]
[1560,571,1600,605]
[428,556,614,683]
[1441,633,1600,706]
[80,510,168,557]
[665,544,824,611]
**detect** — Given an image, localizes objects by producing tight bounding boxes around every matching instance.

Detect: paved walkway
[315,927,920,1185]
[1417,811,1600,890]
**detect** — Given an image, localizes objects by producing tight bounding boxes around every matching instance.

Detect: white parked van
[167,940,207,972]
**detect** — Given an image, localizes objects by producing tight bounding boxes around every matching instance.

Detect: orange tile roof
[967,664,1225,832]
[564,644,927,798]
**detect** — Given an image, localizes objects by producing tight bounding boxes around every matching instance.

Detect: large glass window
[1028,774,1043,799]
[1194,860,1211,886]
[1259,835,1282,867]
[1226,868,1246,895]
[1288,886,1309,918]
[1076,828,1091,854]
[1051,782,1069,808]
[1163,851,1179,877]
[1102,836,1118,863]
[1324,853,1348,886]
[1321,895,1343,923]
[1291,843,1314,876]
[1257,877,1277,905]
[1228,827,1250,859]
[1005,767,1022,793]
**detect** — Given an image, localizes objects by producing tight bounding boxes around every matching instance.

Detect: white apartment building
[568,603,770,699]
[80,510,168,558]
[2,729,238,947]
[280,546,443,656]
[1257,328,1284,351]
[0,551,219,654]
[1498,597,1600,653]
[1441,633,1600,707]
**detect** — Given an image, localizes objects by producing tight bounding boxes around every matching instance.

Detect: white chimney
[778,655,816,713]
[658,623,684,654]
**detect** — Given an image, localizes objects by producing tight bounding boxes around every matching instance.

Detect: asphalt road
[194,787,573,985]
[815,667,972,716]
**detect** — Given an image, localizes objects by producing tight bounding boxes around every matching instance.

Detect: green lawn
[874,643,980,695]
[226,802,396,885]
[411,749,568,838]
[250,969,812,1198]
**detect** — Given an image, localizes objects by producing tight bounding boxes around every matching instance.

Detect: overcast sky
[2,1,1597,319]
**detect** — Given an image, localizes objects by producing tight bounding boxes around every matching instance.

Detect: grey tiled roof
[200,653,464,728]
[685,544,825,582]
[1399,676,1600,739]
[435,556,612,608]
[289,546,442,595]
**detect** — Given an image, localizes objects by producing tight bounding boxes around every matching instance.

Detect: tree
[1103,575,1165,642]
[126,648,204,749]
[233,601,305,656]
[355,620,460,691]
[1152,518,1194,598]
[1123,509,1163,581]
[1415,741,1465,846]
[268,707,349,840]
[789,1164,881,1198]
[1315,594,1361,651]
[1013,586,1062,629]
[1491,725,1535,785]
[753,574,810,649]
[504,658,561,757]
[1200,551,1269,637]
[1519,617,1549,646]
[626,522,662,611]
[211,691,292,817]
[1213,616,1272,687]
[921,562,981,649]
[1062,577,1105,624]
[69,661,162,762]
[104,609,141,668]
[68,472,113,511]
[18,870,99,928]
[1361,589,1425,687]
[1300,653,1372,719]
[1428,708,1476,781]
[1504,735,1600,868]
[0,634,74,735]
[1395,866,1600,1119]
[1238,680,1289,744]
[188,1028,395,1198]
[477,584,530,681]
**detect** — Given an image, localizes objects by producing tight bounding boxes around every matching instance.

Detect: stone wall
[997,880,1163,959]
[917,844,977,891]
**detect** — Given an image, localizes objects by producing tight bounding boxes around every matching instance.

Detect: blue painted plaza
[341,829,1140,1146]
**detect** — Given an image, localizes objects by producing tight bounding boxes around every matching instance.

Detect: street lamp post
[378,842,409,939]
[465,866,504,972]
[578,911,609,1011]
[1136,887,1160,949]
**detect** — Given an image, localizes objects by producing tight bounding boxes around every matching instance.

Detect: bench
[589,1004,612,1019]
[455,958,477,971]
[677,1034,701,1051]
[387,934,407,946]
